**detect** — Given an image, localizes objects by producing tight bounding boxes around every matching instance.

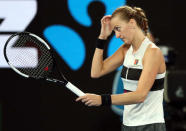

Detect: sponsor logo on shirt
[134,59,139,65]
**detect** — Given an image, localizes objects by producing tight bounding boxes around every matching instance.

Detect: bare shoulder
[143,44,166,73]
[145,44,163,59]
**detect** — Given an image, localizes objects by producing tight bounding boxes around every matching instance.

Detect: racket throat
[46,78,68,86]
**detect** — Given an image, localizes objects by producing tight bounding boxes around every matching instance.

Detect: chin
[123,39,129,44]
[125,42,132,45]
[124,39,132,45]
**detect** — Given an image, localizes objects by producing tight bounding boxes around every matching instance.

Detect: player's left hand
[76,93,102,106]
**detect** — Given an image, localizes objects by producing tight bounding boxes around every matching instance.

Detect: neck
[131,30,146,53]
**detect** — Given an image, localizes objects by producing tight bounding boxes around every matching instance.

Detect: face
[110,15,136,44]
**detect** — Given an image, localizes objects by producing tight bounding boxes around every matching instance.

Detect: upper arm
[99,44,130,76]
[136,46,164,100]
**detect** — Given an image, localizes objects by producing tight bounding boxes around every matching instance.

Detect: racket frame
[3,32,85,97]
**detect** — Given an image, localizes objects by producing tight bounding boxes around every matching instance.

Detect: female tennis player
[76,5,166,131]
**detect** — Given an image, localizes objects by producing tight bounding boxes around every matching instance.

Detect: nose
[115,31,121,38]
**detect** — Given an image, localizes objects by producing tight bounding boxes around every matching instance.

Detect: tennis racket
[3,32,85,97]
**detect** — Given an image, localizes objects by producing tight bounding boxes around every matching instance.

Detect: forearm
[76,91,146,107]
[91,15,113,78]
[91,48,104,78]
[111,91,145,105]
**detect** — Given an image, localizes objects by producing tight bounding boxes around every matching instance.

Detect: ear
[128,19,136,29]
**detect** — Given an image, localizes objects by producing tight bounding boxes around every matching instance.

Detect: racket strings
[5,34,54,78]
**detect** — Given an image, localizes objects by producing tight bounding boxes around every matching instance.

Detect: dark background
[0,0,186,131]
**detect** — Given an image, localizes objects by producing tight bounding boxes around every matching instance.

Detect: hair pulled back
[111,6,149,35]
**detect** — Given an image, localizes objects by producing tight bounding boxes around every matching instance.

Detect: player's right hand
[98,15,113,40]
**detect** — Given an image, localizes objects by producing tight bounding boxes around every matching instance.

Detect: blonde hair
[111,6,149,35]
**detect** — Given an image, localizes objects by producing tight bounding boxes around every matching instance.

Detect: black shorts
[121,123,166,131]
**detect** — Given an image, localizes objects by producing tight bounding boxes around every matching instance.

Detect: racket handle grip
[66,82,85,97]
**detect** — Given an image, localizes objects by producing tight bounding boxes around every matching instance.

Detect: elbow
[91,72,101,78]
[136,91,147,103]
[91,70,100,78]
[138,97,146,103]
[91,67,103,78]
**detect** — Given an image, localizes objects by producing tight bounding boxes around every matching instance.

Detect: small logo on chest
[134,59,139,65]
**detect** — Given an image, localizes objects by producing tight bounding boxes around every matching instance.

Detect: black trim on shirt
[121,65,164,91]
[121,66,142,80]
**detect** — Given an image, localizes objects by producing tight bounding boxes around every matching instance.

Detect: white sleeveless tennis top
[121,37,166,126]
